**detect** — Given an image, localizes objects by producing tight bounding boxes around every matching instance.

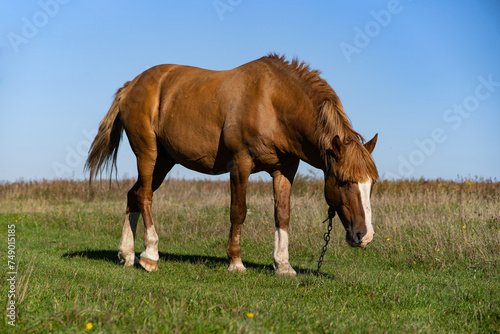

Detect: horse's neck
[284,105,326,171]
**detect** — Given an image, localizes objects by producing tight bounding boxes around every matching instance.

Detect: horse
[85,54,378,276]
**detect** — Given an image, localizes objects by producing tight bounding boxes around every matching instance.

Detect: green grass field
[1,178,499,333]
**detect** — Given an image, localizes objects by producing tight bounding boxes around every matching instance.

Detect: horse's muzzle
[346,232,361,247]
[346,231,373,248]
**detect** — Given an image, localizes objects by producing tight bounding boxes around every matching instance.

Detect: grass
[0,178,499,333]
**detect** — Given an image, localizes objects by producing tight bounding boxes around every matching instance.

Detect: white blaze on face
[358,179,374,247]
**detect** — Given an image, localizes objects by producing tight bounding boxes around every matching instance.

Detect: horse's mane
[262,53,378,182]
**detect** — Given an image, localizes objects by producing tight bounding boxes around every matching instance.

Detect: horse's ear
[327,135,344,160]
[364,133,378,154]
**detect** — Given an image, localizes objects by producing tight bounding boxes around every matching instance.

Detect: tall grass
[0,177,498,332]
[2,178,497,264]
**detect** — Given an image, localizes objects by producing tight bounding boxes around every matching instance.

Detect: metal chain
[316,208,335,276]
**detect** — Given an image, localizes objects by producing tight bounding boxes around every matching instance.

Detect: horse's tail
[85,82,131,181]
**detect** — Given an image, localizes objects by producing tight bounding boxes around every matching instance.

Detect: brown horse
[86,54,378,275]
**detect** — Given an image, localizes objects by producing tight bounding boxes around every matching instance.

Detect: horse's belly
[158,129,230,175]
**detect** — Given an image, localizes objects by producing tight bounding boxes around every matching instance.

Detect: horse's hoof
[275,265,297,277]
[139,258,158,272]
[118,252,137,268]
[228,263,246,273]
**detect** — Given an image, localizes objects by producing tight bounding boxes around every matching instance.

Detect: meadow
[0,177,499,333]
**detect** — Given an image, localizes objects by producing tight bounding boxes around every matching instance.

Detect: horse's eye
[339,181,350,189]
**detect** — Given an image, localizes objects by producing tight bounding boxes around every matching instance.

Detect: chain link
[316,208,335,276]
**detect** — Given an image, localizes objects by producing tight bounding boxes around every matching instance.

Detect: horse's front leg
[272,164,298,276]
[227,160,251,272]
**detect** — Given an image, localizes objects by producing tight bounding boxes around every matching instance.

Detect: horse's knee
[230,203,247,224]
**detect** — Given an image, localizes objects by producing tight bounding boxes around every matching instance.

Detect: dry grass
[1,177,499,332]
[2,177,498,266]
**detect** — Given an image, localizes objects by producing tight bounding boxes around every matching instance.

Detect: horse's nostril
[356,232,363,244]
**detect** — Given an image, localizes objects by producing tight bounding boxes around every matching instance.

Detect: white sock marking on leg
[273,228,289,268]
[141,225,159,261]
[118,212,139,265]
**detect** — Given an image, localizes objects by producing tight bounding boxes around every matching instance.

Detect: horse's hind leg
[138,153,174,271]
[118,148,174,271]
[117,199,140,267]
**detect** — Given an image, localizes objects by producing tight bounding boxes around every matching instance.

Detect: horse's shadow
[62,249,332,278]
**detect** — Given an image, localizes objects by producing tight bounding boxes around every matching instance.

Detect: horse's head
[324,134,378,248]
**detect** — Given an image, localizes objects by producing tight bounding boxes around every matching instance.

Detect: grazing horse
[86,54,378,275]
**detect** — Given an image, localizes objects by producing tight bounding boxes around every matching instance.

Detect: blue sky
[1,0,499,182]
